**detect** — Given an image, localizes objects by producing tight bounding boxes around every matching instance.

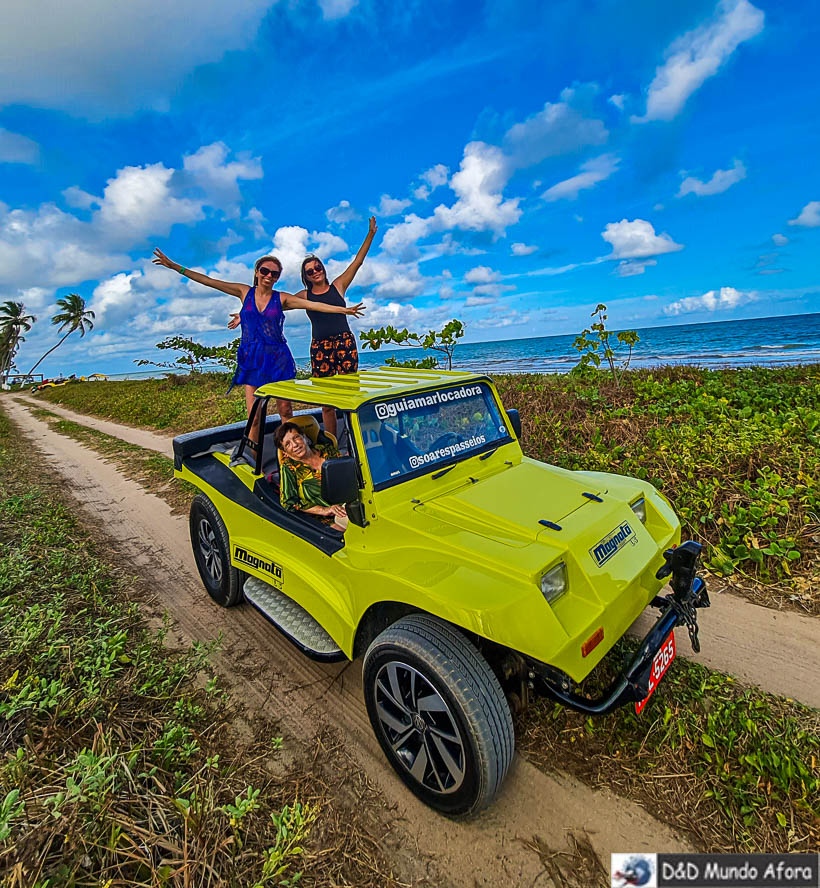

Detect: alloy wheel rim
[197,518,223,584]
[373,661,465,794]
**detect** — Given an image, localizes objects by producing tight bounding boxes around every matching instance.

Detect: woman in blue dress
[151,249,364,439]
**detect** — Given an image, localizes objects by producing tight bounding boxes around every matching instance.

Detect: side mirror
[321,457,360,506]
[506,408,522,439]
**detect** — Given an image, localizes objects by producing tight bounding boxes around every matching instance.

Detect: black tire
[362,614,514,817]
[189,494,243,607]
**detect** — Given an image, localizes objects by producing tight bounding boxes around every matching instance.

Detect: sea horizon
[94,310,820,381]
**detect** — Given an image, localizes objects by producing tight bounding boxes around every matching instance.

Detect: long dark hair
[300,254,328,291]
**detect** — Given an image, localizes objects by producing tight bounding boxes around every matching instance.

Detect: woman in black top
[300,216,377,437]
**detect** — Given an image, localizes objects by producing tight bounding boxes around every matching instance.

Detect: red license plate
[635,631,676,714]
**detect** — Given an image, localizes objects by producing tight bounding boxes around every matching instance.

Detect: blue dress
[229,287,297,390]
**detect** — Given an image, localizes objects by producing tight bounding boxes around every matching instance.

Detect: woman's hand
[152,248,179,271]
[368,215,378,236]
[328,504,347,519]
[228,312,240,330]
[344,302,366,317]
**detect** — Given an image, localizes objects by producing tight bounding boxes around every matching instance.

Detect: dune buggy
[173,368,708,815]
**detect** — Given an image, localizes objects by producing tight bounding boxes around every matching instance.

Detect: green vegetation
[135,333,241,373]
[37,364,820,612]
[519,641,820,853]
[572,302,639,385]
[0,410,397,886]
[360,318,465,369]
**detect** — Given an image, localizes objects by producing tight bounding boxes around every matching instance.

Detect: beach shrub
[136,334,240,373]
[360,318,465,370]
[572,303,639,386]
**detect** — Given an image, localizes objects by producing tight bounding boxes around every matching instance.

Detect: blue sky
[1,0,818,376]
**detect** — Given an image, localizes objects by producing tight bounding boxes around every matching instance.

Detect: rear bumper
[529,541,709,715]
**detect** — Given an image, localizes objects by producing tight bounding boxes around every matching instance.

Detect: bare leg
[278,398,293,421]
[244,385,263,447]
[322,405,337,439]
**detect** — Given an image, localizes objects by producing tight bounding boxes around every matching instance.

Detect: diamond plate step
[243,576,344,659]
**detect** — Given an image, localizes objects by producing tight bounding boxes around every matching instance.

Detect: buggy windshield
[359,382,510,488]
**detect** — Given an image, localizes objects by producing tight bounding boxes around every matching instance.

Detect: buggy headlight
[540,563,568,605]
[630,497,647,524]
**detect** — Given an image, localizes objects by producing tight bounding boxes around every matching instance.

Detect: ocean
[108,312,820,380]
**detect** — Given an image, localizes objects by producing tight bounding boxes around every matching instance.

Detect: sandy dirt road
[4,397,700,887]
[16,395,820,709]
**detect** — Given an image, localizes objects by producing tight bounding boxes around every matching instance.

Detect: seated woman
[273,421,348,531]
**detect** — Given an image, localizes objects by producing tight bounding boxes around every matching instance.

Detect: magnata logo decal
[590,522,636,567]
[233,546,284,588]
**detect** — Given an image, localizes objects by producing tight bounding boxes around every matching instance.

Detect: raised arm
[332,216,377,296]
[280,291,366,317]
[152,248,249,299]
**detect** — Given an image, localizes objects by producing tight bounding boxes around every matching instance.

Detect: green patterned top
[280,440,340,517]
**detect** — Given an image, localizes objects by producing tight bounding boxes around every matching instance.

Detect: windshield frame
[356,378,514,492]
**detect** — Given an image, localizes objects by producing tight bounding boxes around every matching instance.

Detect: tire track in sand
[5,395,694,888]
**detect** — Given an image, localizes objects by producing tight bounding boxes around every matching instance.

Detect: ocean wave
[742,343,810,350]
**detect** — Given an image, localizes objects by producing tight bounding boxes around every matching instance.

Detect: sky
[1,0,818,377]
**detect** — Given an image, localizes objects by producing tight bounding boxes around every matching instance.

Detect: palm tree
[27,293,95,376]
[0,301,36,383]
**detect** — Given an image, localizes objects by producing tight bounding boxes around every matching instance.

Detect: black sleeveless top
[306,283,351,340]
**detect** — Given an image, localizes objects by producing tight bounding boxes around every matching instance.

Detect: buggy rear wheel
[189,494,243,607]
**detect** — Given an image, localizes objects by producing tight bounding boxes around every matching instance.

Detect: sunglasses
[257,266,280,278]
[305,266,323,275]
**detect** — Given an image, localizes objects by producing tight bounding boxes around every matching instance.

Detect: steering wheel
[429,432,462,450]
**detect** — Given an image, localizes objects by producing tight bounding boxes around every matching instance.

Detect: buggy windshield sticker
[590,522,637,567]
[375,384,483,420]
[408,435,487,468]
[234,545,284,588]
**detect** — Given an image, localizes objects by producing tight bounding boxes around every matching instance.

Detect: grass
[27,375,820,856]
[0,409,402,887]
[35,365,820,613]
[518,640,820,854]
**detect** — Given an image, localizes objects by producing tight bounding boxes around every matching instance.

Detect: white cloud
[471,283,515,298]
[247,207,268,240]
[413,185,430,201]
[615,259,657,277]
[0,128,39,164]
[370,194,412,216]
[312,231,348,257]
[542,153,620,201]
[772,233,788,246]
[421,164,449,189]
[95,163,204,243]
[0,0,278,117]
[464,265,501,284]
[182,142,262,213]
[325,199,360,226]
[788,201,820,228]
[511,242,538,255]
[503,86,608,168]
[633,0,764,123]
[665,285,754,315]
[318,0,357,19]
[465,295,497,306]
[62,186,96,210]
[382,142,521,258]
[601,218,684,259]
[608,94,626,111]
[677,158,746,197]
